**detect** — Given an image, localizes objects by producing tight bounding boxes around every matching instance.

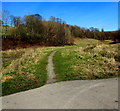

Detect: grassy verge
[2,47,59,96]
[2,49,26,68]
[53,38,119,81]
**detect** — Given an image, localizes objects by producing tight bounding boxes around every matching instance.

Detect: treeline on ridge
[1,10,119,49]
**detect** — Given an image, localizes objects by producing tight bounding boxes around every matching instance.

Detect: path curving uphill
[46,50,57,84]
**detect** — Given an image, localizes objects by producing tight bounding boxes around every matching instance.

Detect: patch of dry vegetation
[54,39,119,81]
[2,47,61,96]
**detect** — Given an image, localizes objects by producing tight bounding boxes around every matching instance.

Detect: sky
[2,2,118,31]
[2,0,120,2]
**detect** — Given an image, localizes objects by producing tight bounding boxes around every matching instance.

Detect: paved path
[46,50,57,84]
[2,78,118,109]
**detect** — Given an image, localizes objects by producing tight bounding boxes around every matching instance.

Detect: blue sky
[2,0,120,2]
[2,2,118,31]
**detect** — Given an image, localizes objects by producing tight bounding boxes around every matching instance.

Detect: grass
[53,38,119,81]
[1,38,119,96]
[2,47,60,96]
[2,49,26,68]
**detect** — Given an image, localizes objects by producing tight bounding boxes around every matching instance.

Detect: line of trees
[1,10,119,47]
[2,10,74,46]
[70,25,119,42]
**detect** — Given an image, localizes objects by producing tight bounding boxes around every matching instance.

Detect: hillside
[2,38,119,96]
[1,13,119,51]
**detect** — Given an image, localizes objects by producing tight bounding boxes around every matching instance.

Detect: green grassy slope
[1,38,119,96]
[53,38,119,81]
[2,47,60,96]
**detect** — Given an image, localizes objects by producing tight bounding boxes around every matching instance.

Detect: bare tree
[10,15,15,27]
[2,10,10,37]
[13,16,21,27]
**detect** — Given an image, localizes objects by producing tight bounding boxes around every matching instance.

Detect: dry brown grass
[54,38,119,81]
[2,75,13,83]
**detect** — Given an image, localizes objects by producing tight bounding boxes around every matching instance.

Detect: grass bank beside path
[1,38,119,96]
[53,38,119,81]
[2,47,61,96]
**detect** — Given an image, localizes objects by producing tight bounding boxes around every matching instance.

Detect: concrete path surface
[2,78,118,109]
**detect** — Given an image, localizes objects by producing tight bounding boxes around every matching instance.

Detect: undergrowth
[2,47,59,96]
[53,39,119,81]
